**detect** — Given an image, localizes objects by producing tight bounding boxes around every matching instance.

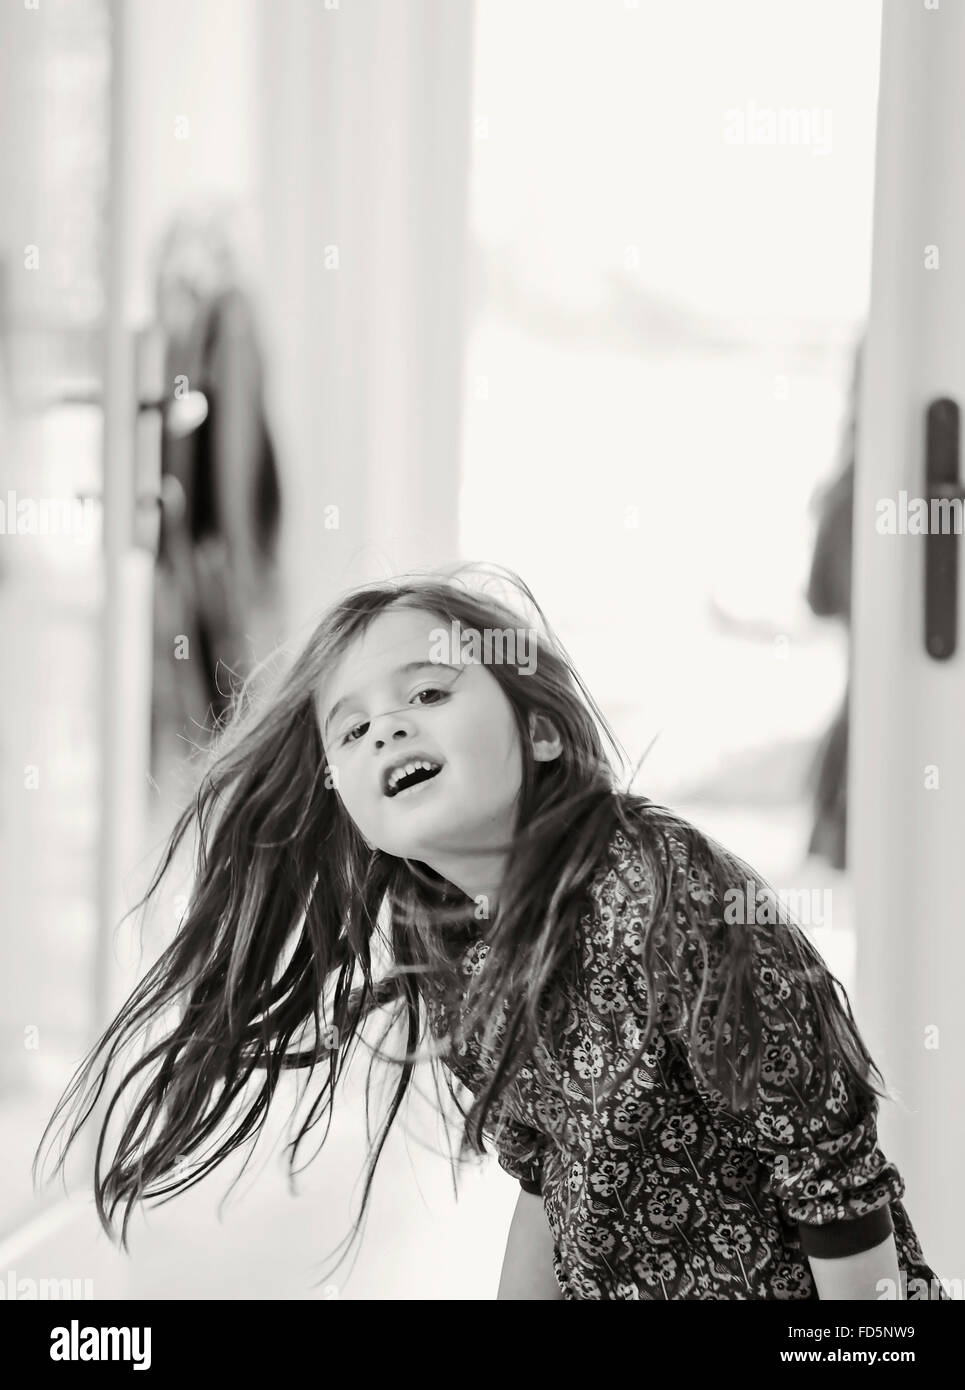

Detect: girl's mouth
[383,759,444,798]
[388,769,443,802]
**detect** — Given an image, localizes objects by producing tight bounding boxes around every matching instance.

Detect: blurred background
[0,0,934,1298]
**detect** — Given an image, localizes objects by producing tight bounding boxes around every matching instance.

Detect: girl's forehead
[316,608,451,708]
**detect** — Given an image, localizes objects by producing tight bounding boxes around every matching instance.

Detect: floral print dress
[425,812,948,1300]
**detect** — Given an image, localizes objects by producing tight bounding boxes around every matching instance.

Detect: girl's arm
[631,828,908,1297]
[808,1232,902,1301]
[497,1189,564,1300]
[491,1109,561,1297]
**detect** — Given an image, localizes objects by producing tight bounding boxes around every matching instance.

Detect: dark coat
[156,285,282,727]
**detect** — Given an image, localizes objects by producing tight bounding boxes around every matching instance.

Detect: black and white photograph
[0,0,962,1350]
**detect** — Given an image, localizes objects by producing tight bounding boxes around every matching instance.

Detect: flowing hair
[33,561,888,1288]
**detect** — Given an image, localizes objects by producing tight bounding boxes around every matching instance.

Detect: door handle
[924,397,965,659]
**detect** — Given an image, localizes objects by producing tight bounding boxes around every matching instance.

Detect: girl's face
[316,607,546,865]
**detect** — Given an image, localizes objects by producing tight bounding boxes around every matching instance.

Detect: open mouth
[382,758,444,798]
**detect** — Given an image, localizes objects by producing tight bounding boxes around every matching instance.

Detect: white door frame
[851,0,964,1284]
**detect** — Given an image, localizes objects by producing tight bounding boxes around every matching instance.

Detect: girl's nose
[373,715,416,750]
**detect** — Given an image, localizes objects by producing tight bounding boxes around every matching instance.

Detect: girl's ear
[528,711,563,763]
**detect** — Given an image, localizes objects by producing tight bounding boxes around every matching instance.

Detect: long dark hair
[33,562,888,1287]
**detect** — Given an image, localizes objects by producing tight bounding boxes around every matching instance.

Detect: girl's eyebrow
[323,661,462,739]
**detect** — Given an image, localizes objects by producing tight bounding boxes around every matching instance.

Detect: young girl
[35,565,946,1301]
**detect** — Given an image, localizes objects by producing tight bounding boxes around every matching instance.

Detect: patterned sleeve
[640,828,905,1256]
[489,1108,546,1195]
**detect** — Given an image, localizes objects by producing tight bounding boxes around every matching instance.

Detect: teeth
[386,759,438,793]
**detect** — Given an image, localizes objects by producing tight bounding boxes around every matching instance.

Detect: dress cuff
[518,1177,542,1196]
[798,1203,894,1259]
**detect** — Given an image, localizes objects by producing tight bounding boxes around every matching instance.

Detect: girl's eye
[339,688,448,745]
[412,687,449,706]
